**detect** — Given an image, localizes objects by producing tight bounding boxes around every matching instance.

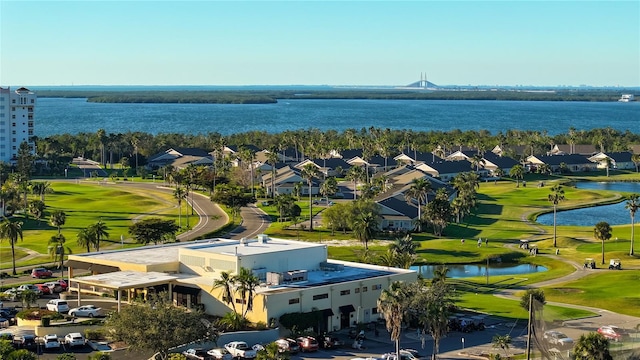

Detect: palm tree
[88,220,109,251]
[492,334,511,358]
[49,210,66,234]
[0,217,23,275]
[470,153,485,172]
[603,157,612,177]
[173,186,187,228]
[346,165,365,200]
[594,221,612,265]
[573,332,613,360]
[378,281,413,360]
[48,233,70,272]
[509,164,525,187]
[301,163,319,231]
[404,178,431,232]
[626,194,639,256]
[235,267,260,317]
[76,227,94,253]
[352,211,378,250]
[632,153,640,173]
[212,271,237,313]
[31,181,52,204]
[319,177,338,204]
[548,184,565,247]
[266,147,280,198]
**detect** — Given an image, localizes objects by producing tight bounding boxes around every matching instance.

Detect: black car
[0,310,17,325]
[19,335,37,350]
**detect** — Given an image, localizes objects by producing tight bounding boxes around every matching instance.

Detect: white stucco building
[0,86,36,164]
[67,235,417,332]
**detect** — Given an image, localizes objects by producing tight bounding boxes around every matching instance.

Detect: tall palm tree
[266,147,280,198]
[594,221,612,265]
[319,177,338,204]
[0,217,23,275]
[632,154,640,173]
[509,165,525,187]
[404,178,431,232]
[235,267,260,317]
[49,210,66,234]
[173,186,187,228]
[301,163,319,231]
[212,271,237,313]
[76,227,94,253]
[346,165,365,200]
[548,185,565,247]
[352,211,378,250]
[89,220,109,251]
[31,181,52,204]
[48,233,70,272]
[625,194,639,255]
[377,281,413,360]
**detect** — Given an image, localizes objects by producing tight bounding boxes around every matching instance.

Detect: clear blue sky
[1,0,638,87]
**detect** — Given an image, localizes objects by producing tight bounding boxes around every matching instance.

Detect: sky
[1,0,638,87]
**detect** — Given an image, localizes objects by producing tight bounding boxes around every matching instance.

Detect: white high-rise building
[0,86,36,164]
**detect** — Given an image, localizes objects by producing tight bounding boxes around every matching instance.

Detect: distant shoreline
[32,89,634,104]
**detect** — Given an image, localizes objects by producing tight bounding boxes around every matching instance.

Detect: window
[362,286,368,292]
[372,284,382,290]
[355,288,360,293]
[235,298,246,304]
[372,307,378,314]
[288,298,300,305]
[340,290,350,296]
[313,293,328,300]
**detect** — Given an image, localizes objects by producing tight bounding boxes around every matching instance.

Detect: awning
[173,285,201,296]
[321,308,334,317]
[339,305,355,314]
[66,260,120,274]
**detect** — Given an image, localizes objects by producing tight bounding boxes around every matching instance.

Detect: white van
[46,299,69,313]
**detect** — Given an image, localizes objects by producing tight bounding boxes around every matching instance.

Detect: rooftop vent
[257,234,269,244]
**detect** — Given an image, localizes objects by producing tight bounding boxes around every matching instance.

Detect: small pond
[410,263,547,279]
[536,182,640,226]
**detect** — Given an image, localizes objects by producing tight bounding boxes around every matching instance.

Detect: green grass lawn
[1,181,198,270]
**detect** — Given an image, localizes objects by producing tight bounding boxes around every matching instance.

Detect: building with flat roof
[67,235,417,331]
[0,86,36,164]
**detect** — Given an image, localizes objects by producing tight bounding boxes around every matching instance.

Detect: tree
[632,153,640,173]
[424,188,452,236]
[76,227,94,253]
[520,288,546,311]
[129,218,179,245]
[603,157,612,177]
[210,184,255,222]
[573,332,613,360]
[56,353,77,360]
[266,147,280,198]
[49,233,71,272]
[378,281,414,360]
[49,210,66,234]
[256,341,289,360]
[410,280,454,359]
[28,199,45,225]
[173,186,187,228]
[319,176,338,204]
[273,194,297,222]
[404,178,431,232]
[346,165,365,200]
[88,220,109,251]
[211,271,237,313]
[626,194,639,256]
[492,334,512,358]
[509,164,524,187]
[548,184,565,247]
[105,293,212,360]
[31,181,53,204]
[16,141,34,181]
[350,206,379,250]
[0,217,23,275]
[301,163,319,231]
[594,221,613,265]
[235,267,260,317]
[7,349,38,360]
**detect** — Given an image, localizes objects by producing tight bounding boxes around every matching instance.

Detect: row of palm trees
[211,268,260,330]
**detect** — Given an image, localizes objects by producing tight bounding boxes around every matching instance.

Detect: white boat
[618,94,634,102]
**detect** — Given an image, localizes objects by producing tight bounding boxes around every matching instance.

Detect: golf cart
[584,258,596,269]
[608,259,621,270]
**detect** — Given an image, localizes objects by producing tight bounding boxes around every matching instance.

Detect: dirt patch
[552,287,584,294]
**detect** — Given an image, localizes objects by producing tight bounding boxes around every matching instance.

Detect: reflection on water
[537,182,640,226]
[410,263,547,279]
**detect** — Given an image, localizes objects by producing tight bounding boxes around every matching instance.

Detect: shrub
[88,352,111,360]
[84,329,105,341]
[16,308,63,321]
[254,321,268,330]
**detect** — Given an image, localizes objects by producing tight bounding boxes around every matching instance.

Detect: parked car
[275,338,300,354]
[0,309,17,325]
[2,288,19,301]
[68,305,102,318]
[543,330,574,348]
[31,267,53,279]
[64,332,86,347]
[0,318,9,328]
[207,347,233,360]
[43,334,61,350]
[46,299,69,313]
[17,284,42,296]
[182,348,208,360]
[382,350,421,360]
[296,336,319,352]
[322,335,343,349]
[224,341,257,359]
[43,280,68,293]
[597,325,630,342]
[35,284,51,295]
[18,334,37,350]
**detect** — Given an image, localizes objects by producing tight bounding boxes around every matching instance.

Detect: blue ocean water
[36,97,639,137]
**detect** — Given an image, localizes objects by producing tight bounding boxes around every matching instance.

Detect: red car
[35,284,51,295]
[44,280,68,293]
[31,268,53,279]
[597,326,630,342]
[296,336,319,352]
